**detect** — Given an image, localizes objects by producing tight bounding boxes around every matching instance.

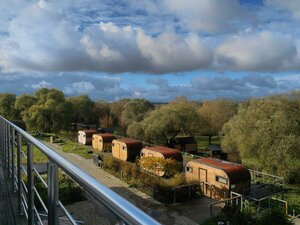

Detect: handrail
[0,116,160,225]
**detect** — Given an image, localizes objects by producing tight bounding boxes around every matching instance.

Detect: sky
[0,0,299,101]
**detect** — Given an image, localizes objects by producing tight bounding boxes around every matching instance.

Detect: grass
[285,184,300,215]
[195,136,220,151]
[21,145,48,164]
[33,131,92,159]
[60,140,92,159]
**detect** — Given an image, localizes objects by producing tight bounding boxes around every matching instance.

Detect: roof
[206,144,223,152]
[170,136,197,144]
[78,130,97,135]
[97,127,115,133]
[113,138,143,150]
[93,133,116,142]
[143,146,183,162]
[192,158,250,184]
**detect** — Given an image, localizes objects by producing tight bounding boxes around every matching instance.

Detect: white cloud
[32,80,52,89]
[136,30,213,73]
[64,81,95,94]
[0,0,300,75]
[216,31,300,71]
[265,0,300,20]
[164,0,243,32]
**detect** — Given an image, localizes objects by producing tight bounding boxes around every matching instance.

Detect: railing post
[27,142,35,225]
[7,124,11,175]
[17,133,23,215]
[11,127,15,191]
[0,121,3,160]
[48,160,59,225]
[4,123,7,168]
[7,124,11,177]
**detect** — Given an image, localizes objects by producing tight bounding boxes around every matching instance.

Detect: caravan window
[186,166,193,173]
[216,176,228,184]
[123,146,127,151]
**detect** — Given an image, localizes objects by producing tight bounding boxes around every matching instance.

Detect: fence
[0,115,160,225]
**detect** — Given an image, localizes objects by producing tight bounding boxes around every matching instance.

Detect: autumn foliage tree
[139,157,182,177]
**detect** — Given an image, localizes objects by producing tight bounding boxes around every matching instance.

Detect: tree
[127,98,201,144]
[121,99,154,130]
[221,96,300,182]
[15,94,37,113]
[22,88,72,132]
[67,95,95,124]
[94,100,114,127]
[198,99,237,144]
[0,93,20,120]
[109,99,131,127]
[139,157,181,177]
[23,105,52,132]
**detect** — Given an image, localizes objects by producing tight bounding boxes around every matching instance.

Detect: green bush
[102,155,120,172]
[200,207,294,225]
[34,173,86,210]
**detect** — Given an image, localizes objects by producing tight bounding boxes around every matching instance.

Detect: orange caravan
[112,139,143,162]
[185,158,251,199]
[140,146,183,176]
[92,133,116,152]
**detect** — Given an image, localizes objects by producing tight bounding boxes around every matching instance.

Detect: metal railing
[0,115,160,225]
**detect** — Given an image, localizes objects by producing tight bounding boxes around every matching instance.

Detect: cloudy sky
[0,0,299,101]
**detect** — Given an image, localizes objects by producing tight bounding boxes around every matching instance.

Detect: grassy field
[195,136,220,151]
[25,132,92,163]
[21,145,48,164]
[61,140,92,159]
[285,184,300,215]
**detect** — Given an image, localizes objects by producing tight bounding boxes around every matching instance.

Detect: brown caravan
[112,139,143,162]
[140,146,183,176]
[92,133,116,153]
[185,158,250,199]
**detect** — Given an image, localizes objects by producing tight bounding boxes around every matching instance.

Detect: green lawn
[285,184,300,215]
[61,140,92,159]
[21,145,48,164]
[195,136,220,151]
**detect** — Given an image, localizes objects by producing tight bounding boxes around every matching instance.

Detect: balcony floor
[0,160,26,225]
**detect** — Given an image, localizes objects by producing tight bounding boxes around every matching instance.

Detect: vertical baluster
[11,127,15,191]
[4,123,7,168]
[17,133,23,215]
[0,121,3,160]
[27,142,35,225]
[48,160,59,225]
[7,124,11,176]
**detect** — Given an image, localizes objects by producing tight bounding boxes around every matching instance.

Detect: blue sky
[0,0,299,101]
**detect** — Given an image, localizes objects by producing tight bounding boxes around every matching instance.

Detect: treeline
[0,88,299,182]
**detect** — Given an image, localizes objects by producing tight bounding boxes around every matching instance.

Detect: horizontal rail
[1,115,160,225]
[249,169,284,180]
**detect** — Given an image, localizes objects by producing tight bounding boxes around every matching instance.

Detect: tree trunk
[208,135,212,145]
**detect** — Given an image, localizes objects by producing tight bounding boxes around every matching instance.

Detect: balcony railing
[0,115,160,225]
